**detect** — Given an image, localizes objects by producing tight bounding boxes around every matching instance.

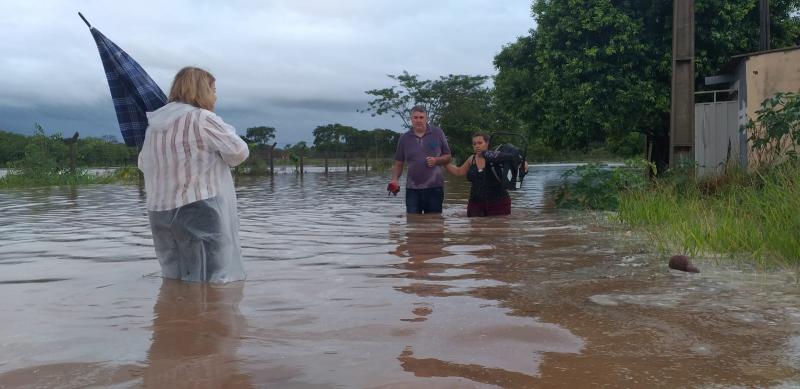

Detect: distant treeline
[0,126,135,168]
[242,124,400,159]
[0,123,402,170]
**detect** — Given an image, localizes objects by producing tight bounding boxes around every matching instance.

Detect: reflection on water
[386,212,584,387]
[0,165,799,388]
[144,280,251,388]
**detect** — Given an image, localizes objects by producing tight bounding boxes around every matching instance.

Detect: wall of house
[744,49,800,167]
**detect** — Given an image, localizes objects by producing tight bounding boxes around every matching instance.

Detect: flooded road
[1,165,799,388]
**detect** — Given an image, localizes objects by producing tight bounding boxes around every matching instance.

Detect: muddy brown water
[1,165,799,388]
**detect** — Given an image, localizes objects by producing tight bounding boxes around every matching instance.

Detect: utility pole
[669,0,695,169]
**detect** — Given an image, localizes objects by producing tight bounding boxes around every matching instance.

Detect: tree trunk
[648,133,670,176]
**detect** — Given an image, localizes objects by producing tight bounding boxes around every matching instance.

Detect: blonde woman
[138,67,249,283]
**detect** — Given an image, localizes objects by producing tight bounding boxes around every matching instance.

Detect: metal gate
[694,101,739,176]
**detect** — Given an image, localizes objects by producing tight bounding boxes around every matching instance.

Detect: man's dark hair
[410,105,427,115]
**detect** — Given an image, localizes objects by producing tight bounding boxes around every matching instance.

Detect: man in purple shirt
[390,105,452,214]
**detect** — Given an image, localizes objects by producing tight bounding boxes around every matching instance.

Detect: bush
[554,159,652,210]
[747,91,800,167]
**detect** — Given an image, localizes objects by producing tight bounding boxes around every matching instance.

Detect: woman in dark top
[445,132,527,217]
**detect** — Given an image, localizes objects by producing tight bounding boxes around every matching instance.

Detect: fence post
[299,152,304,177]
[64,132,79,175]
[269,142,277,176]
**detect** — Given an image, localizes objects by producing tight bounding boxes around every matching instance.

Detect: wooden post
[299,152,304,177]
[346,155,350,173]
[325,152,329,175]
[364,154,368,173]
[269,142,277,176]
[64,132,79,175]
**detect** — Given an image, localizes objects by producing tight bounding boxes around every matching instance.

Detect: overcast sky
[0,1,535,145]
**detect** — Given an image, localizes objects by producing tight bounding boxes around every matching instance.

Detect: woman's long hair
[168,67,216,111]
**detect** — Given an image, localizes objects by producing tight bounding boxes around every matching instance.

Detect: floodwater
[0,164,799,388]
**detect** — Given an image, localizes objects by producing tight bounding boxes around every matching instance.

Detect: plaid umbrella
[82,13,167,147]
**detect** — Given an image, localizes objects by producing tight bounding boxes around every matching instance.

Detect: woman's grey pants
[148,197,245,283]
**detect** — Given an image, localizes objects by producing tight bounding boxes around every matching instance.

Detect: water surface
[1,165,798,388]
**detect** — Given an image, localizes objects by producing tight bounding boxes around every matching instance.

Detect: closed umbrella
[80,12,167,148]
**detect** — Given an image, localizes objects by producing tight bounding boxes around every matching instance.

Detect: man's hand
[387,180,400,196]
[425,156,437,167]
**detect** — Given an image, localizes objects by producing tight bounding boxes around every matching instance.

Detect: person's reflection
[393,216,542,387]
[391,214,449,322]
[143,280,252,388]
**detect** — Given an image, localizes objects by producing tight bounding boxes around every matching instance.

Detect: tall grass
[591,92,800,267]
[616,161,800,266]
[0,166,140,188]
[0,124,141,188]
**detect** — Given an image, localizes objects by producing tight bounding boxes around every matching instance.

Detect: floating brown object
[669,255,699,273]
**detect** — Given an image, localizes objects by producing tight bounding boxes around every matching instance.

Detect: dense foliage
[0,126,134,168]
[362,72,499,160]
[494,0,800,171]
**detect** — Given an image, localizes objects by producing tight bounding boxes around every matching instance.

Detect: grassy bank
[0,166,140,188]
[556,93,800,267]
[615,162,800,267]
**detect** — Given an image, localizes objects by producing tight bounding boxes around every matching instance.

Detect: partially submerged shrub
[554,159,653,210]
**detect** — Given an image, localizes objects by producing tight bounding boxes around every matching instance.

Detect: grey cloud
[0,0,534,143]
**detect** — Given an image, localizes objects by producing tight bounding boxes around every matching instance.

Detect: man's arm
[391,160,404,185]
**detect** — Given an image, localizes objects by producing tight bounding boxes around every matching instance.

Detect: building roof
[719,45,800,74]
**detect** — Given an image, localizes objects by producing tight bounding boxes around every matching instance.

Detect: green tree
[370,128,400,156]
[288,141,308,153]
[494,0,800,171]
[78,137,133,166]
[312,123,358,155]
[1,128,135,168]
[16,124,68,175]
[0,130,29,166]
[362,72,441,128]
[244,126,276,146]
[363,72,496,159]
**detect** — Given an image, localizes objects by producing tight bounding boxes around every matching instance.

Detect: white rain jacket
[139,102,249,282]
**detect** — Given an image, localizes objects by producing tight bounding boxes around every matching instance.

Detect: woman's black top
[466,155,509,203]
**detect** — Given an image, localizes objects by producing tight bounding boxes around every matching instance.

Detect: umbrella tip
[78,12,91,28]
